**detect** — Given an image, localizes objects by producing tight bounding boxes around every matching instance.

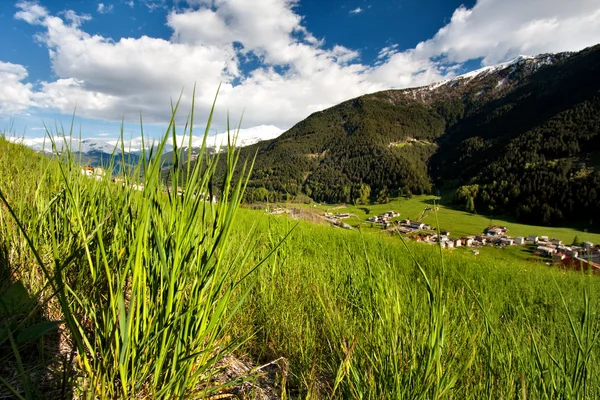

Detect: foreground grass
[0,101,257,398]
[228,211,600,398]
[1,126,600,398]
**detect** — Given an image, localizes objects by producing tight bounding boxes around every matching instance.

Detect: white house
[526,235,539,243]
[514,236,526,245]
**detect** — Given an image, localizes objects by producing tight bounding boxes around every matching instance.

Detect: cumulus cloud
[0,61,35,114]
[349,7,363,14]
[5,0,600,135]
[414,0,600,65]
[11,0,406,129]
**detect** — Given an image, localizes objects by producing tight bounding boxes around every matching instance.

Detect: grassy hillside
[2,128,600,398]
[231,210,600,398]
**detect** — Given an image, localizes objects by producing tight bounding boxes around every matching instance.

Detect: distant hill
[235,44,600,226]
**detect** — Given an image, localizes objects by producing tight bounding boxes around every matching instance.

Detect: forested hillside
[232,44,600,226]
[431,44,600,225]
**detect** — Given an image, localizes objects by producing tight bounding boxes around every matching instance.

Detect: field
[287,193,600,244]
[1,114,600,399]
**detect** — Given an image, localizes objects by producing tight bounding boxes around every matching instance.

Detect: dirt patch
[210,355,289,399]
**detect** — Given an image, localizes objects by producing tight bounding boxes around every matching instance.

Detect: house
[500,238,514,246]
[552,253,567,264]
[334,213,350,219]
[445,241,455,249]
[80,166,94,176]
[93,167,105,180]
[487,236,501,245]
[582,241,594,250]
[560,256,600,273]
[514,236,526,245]
[451,238,462,247]
[461,237,475,247]
[112,177,126,187]
[550,238,563,246]
[486,226,507,236]
[537,246,557,256]
[367,216,377,223]
[540,236,549,242]
[409,222,425,230]
[526,235,539,244]
[441,230,450,236]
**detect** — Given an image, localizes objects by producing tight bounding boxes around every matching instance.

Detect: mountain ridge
[235,44,600,226]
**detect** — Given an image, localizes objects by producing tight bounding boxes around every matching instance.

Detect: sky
[1,0,599,143]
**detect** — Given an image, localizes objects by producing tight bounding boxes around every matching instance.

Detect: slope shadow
[0,242,73,400]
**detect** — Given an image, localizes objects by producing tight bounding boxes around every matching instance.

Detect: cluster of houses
[366,211,401,228]
[323,212,353,230]
[80,166,105,180]
[530,236,600,271]
[403,223,600,271]
[407,225,526,249]
[396,218,433,233]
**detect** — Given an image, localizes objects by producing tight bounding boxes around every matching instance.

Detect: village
[324,208,600,272]
[81,168,600,273]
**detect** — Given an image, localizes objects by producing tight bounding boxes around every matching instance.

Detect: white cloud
[349,7,363,15]
[5,0,600,138]
[61,9,92,26]
[0,61,35,114]
[141,0,167,12]
[14,1,47,23]
[97,3,114,14]
[376,44,399,60]
[414,0,600,66]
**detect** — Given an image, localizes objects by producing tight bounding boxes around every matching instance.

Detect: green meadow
[291,194,600,244]
[1,106,600,399]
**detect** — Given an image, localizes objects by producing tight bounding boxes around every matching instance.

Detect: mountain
[9,125,284,167]
[236,44,600,226]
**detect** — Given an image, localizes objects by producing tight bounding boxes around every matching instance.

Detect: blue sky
[1,0,599,143]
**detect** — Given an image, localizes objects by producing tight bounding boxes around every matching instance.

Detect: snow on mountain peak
[8,125,284,155]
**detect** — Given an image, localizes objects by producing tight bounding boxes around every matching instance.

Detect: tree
[466,196,476,213]
[376,187,390,204]
[358,183,371,205]
[254,187,270,202]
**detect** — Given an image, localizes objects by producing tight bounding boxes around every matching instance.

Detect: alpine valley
[234,44,600,227]
[16,45,600,227]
